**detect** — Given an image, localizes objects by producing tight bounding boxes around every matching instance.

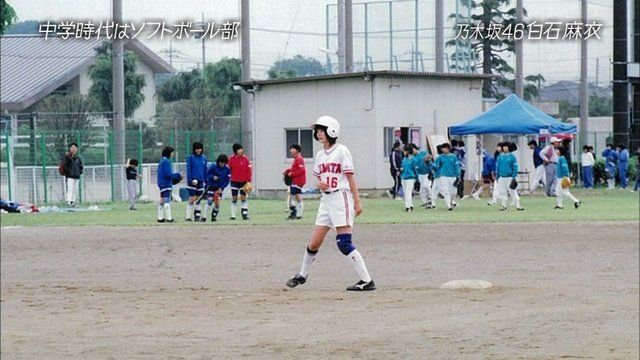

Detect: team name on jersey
[317,162,342,174]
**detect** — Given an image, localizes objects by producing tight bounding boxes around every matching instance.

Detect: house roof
[235,70,494,89]
[0,35,174,111]
[538,80,612,106]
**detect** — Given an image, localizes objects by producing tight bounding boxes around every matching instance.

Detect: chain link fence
[1,116,241,204]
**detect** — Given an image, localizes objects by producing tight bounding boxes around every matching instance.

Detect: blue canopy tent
[448,95,576,190]
[449,94,577,135]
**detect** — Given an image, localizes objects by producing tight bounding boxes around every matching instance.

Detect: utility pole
[337,0,353,73]
[201,13,206,72]
[595,57,599,87]
[112,0,125,174]
[515,0,523,97]
[580,0,589,145]
[240,0,252,158]
[435,0,444,72]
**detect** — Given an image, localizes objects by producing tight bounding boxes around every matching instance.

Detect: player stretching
[286,116,376,291]
[283,144,307,220]
[202,154,231,222]
[228,143,252,220]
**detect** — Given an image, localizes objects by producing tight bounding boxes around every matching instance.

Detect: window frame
[284,128,313,159]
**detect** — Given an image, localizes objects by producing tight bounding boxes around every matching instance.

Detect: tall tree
[448,0,528,98]
[201,58,242,115]
[0,0,18,35]
[498,73,546,100]
[268,55,326,79]
[36,94,98,163]
[157,69,203,103]
[159,98,224,132]
[88,43,146,118]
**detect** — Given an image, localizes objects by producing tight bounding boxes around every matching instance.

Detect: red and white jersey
[312,144,354,192]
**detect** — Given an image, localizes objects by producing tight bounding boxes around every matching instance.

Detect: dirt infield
[1,222,638,359]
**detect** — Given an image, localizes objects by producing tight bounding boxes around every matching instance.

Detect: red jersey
[287,154,306,187]
[228,154,252,182]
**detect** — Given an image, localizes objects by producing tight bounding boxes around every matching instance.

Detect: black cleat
[554,206,563,210]
[157,219,165,223]
[516,207,525,211]
[229,217,236,220]
[574,200,581,209]
[346,280,376,291]
[286,273,307,288]
[166,219,174,223]
[185,218,192,222]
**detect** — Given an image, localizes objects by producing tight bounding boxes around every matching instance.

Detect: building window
[383,126,422,158]
[285,129,313,158]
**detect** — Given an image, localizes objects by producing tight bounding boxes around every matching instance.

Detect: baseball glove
[509,178,518,190]
[171,173,183,185]
[242,182,253,193]
[561,176,571,189]
[284,174,292,186]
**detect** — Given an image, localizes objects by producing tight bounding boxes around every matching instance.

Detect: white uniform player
[286,116,376,291]
[313,143,356,228]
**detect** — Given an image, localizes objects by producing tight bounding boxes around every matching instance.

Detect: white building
[0,34,173,122]
[236,70,489,195]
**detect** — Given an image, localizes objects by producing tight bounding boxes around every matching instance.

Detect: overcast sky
[9,0,623,85]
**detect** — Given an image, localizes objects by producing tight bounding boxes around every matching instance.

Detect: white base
[440,279,493,290]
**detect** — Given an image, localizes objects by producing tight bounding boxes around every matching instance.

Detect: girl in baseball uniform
[286,116,375,291]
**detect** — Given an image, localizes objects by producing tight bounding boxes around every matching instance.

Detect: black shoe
[296,216,302,220]
[448,207,453,211]
[287,214,297,220]
[242,215,250,220]
[166,219,174,223]
[554,206,563,210]
[286,273,307,288]
[574,200,581,209]
[241,209,249,220]
[200,217,207,222]
[229,217,236,220]
[346,280,376,291]
[157,219,165,223]
[499,206,507,211]
[211,217,217,222]
[185,218,192,222]
[516,207,525,211]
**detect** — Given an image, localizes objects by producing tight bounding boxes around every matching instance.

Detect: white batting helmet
[311,115,340,138]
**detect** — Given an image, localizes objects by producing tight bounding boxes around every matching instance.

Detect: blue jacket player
[202,154,231,222]
[157,146,182,223]
[602,144,618,189]
[186,142,208,221]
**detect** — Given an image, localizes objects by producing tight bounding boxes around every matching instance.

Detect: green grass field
[1,188,638,227]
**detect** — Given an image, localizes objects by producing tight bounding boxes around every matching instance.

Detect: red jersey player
[283,144,307,220]
[228,143,252,220]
